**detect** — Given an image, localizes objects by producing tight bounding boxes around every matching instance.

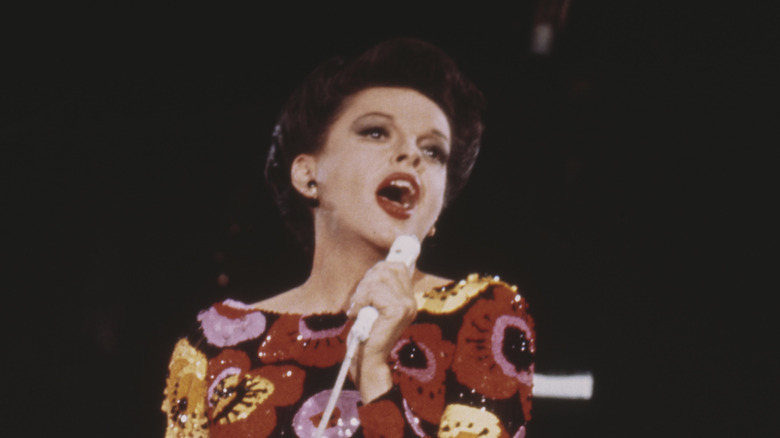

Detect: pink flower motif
[207,367,242,406]
[292,389,361,438]
[452,283,535,421]
[198,299,267,347]
[491,315,534,386]
[389,323,455,424]
[298,317,345,340]
[258,313,351,367]
[402,398,427,438]
[390,337,437,382]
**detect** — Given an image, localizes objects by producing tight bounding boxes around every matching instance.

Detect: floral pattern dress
[162,274,535,438]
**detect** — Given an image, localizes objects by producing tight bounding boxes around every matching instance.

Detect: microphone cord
[315,307,377,437]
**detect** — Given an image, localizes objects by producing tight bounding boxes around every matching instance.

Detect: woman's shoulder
[395,273,535,428]
[415,273,530,315]
[194,296,353,353]
[195,298,277,348]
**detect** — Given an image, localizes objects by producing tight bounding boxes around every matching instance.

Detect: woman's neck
[254,228,387,314]
[254,228,451,315]
[300,232,386,312]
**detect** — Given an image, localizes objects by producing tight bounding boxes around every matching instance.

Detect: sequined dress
[162,274,535,438]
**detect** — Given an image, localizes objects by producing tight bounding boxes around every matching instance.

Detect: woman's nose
[394,137,422,168]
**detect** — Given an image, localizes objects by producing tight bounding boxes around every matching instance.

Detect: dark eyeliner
[358,126,389,139]
[425,146,449,164]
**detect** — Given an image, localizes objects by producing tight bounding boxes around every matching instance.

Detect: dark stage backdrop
[6,3,769,438]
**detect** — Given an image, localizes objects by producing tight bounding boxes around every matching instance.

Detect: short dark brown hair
[265,38,485,253]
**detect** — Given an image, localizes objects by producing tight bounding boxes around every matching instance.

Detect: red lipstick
[375,173,420,220]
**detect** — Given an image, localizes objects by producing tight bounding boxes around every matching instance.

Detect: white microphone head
[386,235,421,268]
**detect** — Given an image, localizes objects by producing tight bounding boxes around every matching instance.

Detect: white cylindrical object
[351,306,379,343]
[533,373,594,399]
[385,234,420,268]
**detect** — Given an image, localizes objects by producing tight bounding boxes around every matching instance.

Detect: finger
[347,261,414,317]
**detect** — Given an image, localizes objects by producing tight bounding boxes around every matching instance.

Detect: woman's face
[304,87,451,250]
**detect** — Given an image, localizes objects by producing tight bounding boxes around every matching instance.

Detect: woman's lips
[375,173,420,220]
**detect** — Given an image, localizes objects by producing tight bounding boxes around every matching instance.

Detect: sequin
[258,313,350,367]
[452,283,535,421]
[162,339,209,438]
[403,398,427,438]
[204,349,305,437]
[198,300,267,347]
[292,389,361,438]
[389,323,454,424]
[416,275,490,314]
[492,315,534,384]
[438,404,509,438]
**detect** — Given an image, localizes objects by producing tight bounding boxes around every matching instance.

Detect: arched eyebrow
[349,112,393,129]
[350,112,450,142]
[427,129,450,143]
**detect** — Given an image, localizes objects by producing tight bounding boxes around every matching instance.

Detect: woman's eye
[359,127,389,140]
[422,146,449,164]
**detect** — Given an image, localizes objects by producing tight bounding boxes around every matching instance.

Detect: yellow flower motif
[417,274,492,314]
[438,404,508,438]
[210,373,275,425]
[162,339,209,438]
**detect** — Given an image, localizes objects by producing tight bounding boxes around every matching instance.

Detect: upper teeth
[390,179,415,193]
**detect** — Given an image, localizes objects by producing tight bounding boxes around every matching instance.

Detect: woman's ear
[290,154,318,197]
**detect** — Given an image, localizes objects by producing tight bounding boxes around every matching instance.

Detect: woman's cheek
[427,172,447,212]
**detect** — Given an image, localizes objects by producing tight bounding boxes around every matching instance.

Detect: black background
[5,2,772,437]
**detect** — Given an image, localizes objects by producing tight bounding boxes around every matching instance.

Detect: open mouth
[375,173,420,220]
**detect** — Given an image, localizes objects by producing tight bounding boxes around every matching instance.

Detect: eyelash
[422,146,449,164]
[359,127,389,140]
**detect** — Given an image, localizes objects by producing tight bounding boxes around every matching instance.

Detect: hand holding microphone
[317,235,420,437]
[346,235,420,366]
[349,235,421,342]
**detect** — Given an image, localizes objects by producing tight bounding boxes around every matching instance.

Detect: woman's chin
[371,227,423,251]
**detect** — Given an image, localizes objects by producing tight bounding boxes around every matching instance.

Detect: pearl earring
[306,180,319,207]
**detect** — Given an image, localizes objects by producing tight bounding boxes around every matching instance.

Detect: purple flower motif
[206,366,242,407]
[298,315,348,340]
[390,338,437,382]
[292,389,361,438]
[491,314,534,386]
[198,299,267,347]
[402,398,427,438]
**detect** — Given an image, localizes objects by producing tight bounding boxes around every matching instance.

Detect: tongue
[378,186,409,207]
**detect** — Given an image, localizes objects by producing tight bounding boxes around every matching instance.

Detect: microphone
[316,235,420,437]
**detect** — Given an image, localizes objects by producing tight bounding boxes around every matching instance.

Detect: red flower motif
[205,349,305,438]
[390,323,455,424]
[452,283,535,420]
[359,399,405,438]
[258,313,351,367]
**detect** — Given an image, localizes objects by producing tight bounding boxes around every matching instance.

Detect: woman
[162,38,535,438]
